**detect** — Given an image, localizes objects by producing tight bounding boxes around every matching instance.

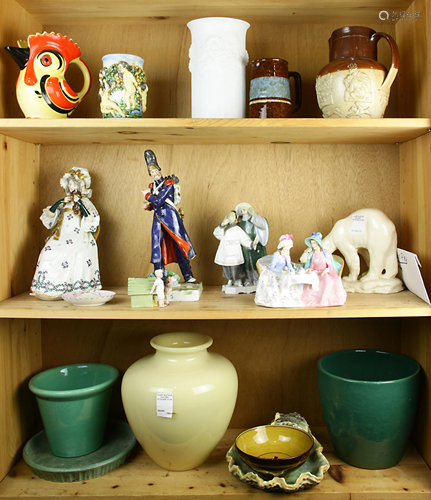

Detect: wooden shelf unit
[11,0,418,25]
[0,287,430,320]
[1,0,431,498]
[0,118,429,145]
[2,428,431,499]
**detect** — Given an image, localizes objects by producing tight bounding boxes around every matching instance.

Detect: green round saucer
[23,419,136,482]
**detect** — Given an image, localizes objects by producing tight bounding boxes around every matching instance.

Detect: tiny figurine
[30,167,101,300]
[270,234,294,273]
[150,269,166,307]
[142,150,197,284]
[235,202,269,286]
[300,232,347,307]
[164,275,174,305]
[213,210,259,293]
[5,32,91,118]
[313,208,404,294]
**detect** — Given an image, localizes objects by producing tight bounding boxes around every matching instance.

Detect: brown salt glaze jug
[315,26,399,118]
[249,58,302,118]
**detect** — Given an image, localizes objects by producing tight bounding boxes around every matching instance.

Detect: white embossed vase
[316,26,399,118]
[121,332,238,471]
[187,17,250,118]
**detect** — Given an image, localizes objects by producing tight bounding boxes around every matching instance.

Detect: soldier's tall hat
[144,149,161,175]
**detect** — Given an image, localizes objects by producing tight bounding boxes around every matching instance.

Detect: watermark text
[379,10,421,21]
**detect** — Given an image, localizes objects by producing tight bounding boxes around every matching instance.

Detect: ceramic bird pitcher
[5,32,91,118]
[315,26,399,118]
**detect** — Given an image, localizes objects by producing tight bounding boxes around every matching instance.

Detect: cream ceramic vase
[121,332,238,471]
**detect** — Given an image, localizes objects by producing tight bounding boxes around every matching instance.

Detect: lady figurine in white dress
[31,167,102,300]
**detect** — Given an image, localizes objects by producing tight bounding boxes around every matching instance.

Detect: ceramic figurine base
[255,268,319,307]
[128,277,157,307]
[222,284,256,294]
[130,294,157,308]
[167,282,203,302]
[255,256,320,307]
[342,276,404,294]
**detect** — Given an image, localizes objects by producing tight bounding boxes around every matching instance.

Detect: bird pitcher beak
[4,46,30,70]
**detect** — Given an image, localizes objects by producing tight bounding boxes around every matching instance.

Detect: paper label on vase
[157,393,173,418]
[350,214,366,234]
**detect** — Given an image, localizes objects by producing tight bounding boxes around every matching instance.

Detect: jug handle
[289,71,302,114]
[69,58,92,101]
[371,32,399,94]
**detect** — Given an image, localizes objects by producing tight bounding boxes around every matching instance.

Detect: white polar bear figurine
[320,208,404,294]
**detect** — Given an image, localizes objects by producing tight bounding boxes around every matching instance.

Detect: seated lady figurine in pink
[301,232,347,307]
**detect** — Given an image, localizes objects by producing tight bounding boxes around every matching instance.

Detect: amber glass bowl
[235,425,314,477]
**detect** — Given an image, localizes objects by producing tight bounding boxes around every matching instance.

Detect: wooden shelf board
[0,287,429,320]
[0,119,429,146]
[1,427,431,499]
[13,0,414,25]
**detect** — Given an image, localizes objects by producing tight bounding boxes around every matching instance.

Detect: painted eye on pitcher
[36,50,64,71]
[41,54,52,66]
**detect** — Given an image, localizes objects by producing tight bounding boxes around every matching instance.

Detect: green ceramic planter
[318,349,420,469]
[29,363,119,458]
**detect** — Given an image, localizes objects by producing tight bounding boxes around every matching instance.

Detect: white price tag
[157,393,173,418]
[351,214,366,234]
[225,238,242,262]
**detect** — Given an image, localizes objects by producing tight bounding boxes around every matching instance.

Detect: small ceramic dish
[23,419,136,482]
[235,424,314,477]
[61,289,116,306]
[227,412,330,493]
[30,291,63,301]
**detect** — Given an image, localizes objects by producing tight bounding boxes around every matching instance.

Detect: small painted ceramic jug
[315,26,399,118]
[249,58,302,118]
[5,32,91,118]
[99,53,148,118]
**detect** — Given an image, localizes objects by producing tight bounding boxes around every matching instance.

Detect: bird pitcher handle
[70,58,92,101]
[371,32,400,94]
